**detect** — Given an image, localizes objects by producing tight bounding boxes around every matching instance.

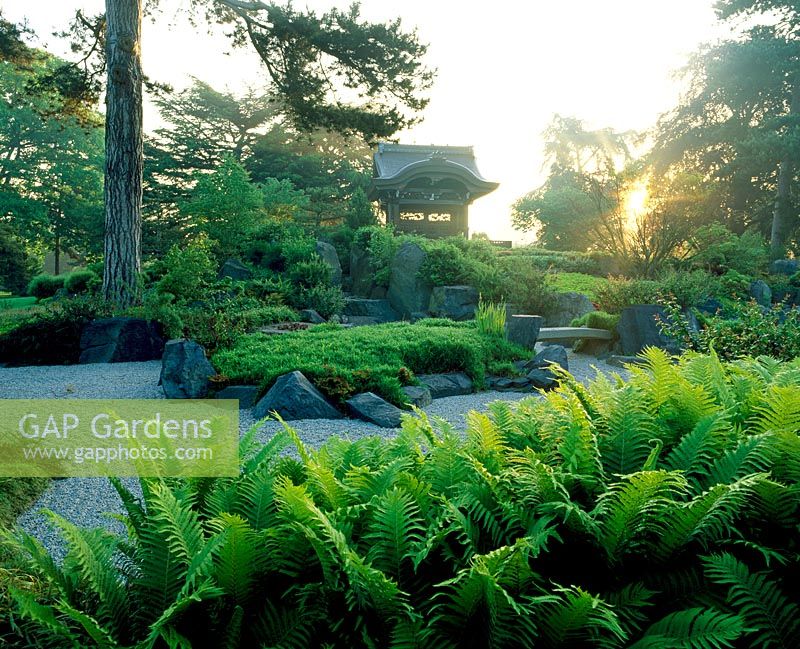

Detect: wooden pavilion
[368,143,499,238]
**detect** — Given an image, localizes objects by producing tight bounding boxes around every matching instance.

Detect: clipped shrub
[719,269,752,300]
[25,274,66,300]
[687,223,768,276]
[64,270,100,295]
[5,349,800,648]
[570,310,620,331]
[500,256,556,313]
[595,276,662,313]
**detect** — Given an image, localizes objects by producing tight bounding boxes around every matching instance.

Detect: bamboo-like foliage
[3,348,800,648]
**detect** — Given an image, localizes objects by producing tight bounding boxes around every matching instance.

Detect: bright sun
[623,181,649,228]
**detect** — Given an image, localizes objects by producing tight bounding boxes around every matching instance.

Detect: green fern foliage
[4,352,800,648]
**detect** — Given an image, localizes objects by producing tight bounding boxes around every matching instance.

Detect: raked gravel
[2,348,628,560]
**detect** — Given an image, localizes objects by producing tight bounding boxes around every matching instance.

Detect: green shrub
[25,274,65,300]
[354,225,403,288]
[214,320,526,404]
[499,256,556,313]
[156,237,216,303]
[501,246,612,275]
[719,269,752,300]
[658,269,722,307]
[419,241,473,286]
[64,270,100,294]
[5,349,800,648]
[687,223,768,276]
[659,297,800,361]
[0,295,112,365]
[287,257,331,289]
[0,225,38,295]
[570,310,620,331]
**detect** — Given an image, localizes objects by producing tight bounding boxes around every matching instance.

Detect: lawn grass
[213,319,528,405]
[0,296,36,311]
[547,272,608,301]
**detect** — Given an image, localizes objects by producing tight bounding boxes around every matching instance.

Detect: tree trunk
[770,78,800,259]
[54,233,60,275]
[102,0,143,307]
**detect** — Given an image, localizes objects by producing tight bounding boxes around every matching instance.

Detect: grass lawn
[547,272,608,301]
[213,319,528,405]
[0,296,36,311]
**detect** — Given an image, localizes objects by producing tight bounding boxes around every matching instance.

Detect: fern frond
[597,384,660,476]
[703,552,800,648]
[630,606,743,649]
[538,585,626,649]
[594,470,688,559]
[364,487,425,583]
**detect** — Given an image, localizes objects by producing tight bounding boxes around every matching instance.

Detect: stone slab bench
[537,327,613,341]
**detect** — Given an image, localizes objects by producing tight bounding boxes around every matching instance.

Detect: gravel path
[2,348,628,560]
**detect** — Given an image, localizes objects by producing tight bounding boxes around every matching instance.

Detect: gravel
[3,347,629,560]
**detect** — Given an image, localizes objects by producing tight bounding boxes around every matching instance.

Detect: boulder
[526,368,558,390]
[429,285,479,321]
[749,280,772,308]
[544,292,596,327]
[160,339,216,399]
[218,258,252,281]
[387,242,431,319]
[770,259,799,276]
[506,315,543,349]
[343,298,399,322]
[617,305,682,356]
[253,371,343,420]
[346,392,404,428]
[300,309,326,324]
[316,240,342,286]
[215,385,260,409]
[401,385,432,408]
[416,372,474,398]
[530,345,569,372]
[79,318,165,364]
[350,243,378,298]
[696,298,725,316]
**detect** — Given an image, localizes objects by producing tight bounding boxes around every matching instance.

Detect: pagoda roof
[369,143,499,201]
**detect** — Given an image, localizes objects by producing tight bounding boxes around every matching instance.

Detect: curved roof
[369,143,499,201]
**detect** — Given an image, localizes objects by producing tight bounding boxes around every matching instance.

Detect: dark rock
[544,292,596,327]
[343,298,399,322]
[531,345,569,372]
[577,338,612,357]
[506,315,543,349]
[350,243,378,298]
[696,298,725,316]
[253,371,343,420]
[387,242,431,319]
[416,372,474,398]
[316,240,342,286]
[346,392,404,428]
[526,368,558,390]
[300,309,326,324]
[510,377,530,389]
[429,285,479,321]
[749,280,772,308]
[770,259,799,276]
[617,305,682,356]
[218,258,252,281]
[79,317,165,364]
[493,377,515,390]
[215,385,260,409]
[401,385,432,408]
[346,316,381,327]
[160,339,216,398]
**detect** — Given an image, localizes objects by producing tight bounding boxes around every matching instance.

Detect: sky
[5,0,723,242]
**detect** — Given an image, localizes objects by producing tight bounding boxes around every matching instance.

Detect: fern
[630,606,744,648]
[538,586,626,649]
[703,552,800,648]
[364,487,425,583]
